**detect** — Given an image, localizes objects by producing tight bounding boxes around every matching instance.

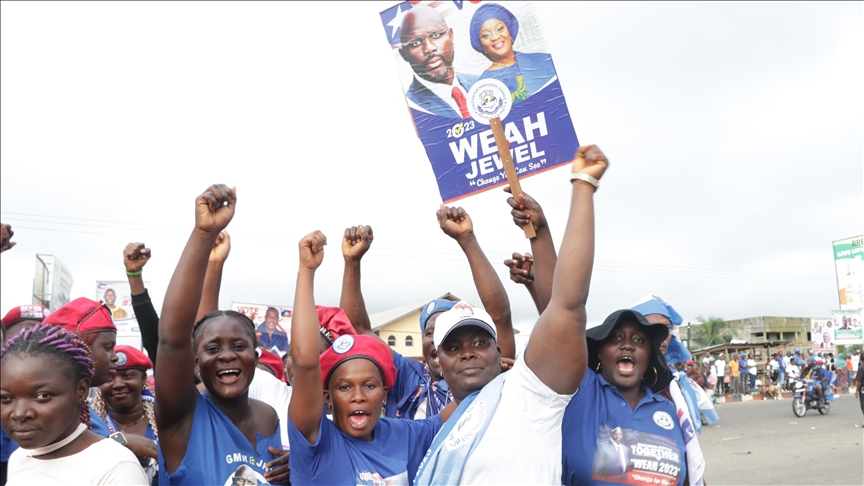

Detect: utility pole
[687,321,692,352]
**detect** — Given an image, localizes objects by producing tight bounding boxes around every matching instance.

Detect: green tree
[691,315,734,348]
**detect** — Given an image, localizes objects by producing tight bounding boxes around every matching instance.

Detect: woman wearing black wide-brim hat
[561,309,689,485]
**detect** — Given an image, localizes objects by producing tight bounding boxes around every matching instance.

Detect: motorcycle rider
[801,356,827,404]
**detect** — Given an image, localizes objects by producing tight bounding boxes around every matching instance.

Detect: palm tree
[691,315,734,348]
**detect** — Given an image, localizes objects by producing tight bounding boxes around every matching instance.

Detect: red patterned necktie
[451,87,470,119]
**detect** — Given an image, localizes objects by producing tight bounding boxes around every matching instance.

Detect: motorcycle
[791,378,833,417]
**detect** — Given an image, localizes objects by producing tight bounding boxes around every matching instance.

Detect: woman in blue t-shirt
[289,230,456,485]
[155,184,287,485]
[561,310,688,486]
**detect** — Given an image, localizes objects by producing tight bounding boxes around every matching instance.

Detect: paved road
[700,393,863,485]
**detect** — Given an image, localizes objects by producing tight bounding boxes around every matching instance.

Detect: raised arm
[156,184,236,430]
[505,188,557,312]
[290,231,328,444]
[503,252,544,315]
[437,206,515,359]
[195,231,231,321]
[125,243,159,363]
[523,146,608,395]
[340,225,374,337]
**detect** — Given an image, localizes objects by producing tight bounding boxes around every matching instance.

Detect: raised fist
[209,231,231,264]
[299,231,327,271]
[504,252,534,286]
[123,243,151,273]
[342,225,373,262]
[1,223,16,253]
[437,206,473,240]
[194,184,236,234]
[572,145,609,182]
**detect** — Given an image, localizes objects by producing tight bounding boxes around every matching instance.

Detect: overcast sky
[2,2,862,342]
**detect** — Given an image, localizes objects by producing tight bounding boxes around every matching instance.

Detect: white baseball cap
[433,301,497,349]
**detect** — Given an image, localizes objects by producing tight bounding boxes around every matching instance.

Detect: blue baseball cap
[630,295,683,327]
[419,299,457,333]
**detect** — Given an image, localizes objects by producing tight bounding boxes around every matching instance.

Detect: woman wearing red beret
[288,230,455,485]
[94,345,158,484]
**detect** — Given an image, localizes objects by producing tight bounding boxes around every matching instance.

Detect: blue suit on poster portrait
[405,73,479,118]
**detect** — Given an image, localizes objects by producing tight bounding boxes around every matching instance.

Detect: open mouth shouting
[347,409,371,430]
[216,368,242,384]
[616,356,636,376]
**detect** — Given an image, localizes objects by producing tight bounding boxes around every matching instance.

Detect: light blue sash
[413,373,507,486]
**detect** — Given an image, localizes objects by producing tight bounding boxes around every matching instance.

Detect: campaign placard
[96,281,148,338]
[830,309,863,345]
[380,1,579,203]
[231,302,292,354]
[810,317,834,353]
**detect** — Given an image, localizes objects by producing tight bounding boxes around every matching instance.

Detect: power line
[4,216,836,284]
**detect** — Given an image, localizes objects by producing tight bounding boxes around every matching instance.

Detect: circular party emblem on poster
[467,78,512,124]
[653,411,675,430]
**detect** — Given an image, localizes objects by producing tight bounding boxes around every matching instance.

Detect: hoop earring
[642,367,658,387]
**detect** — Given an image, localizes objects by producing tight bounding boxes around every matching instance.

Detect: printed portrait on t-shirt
[591,423,682,486]
[225,464,269,486]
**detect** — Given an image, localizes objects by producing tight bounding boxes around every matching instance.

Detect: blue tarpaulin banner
[381,1,579,203]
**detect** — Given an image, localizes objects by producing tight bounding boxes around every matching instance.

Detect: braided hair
[92,373,159,440]
[1,323,95,429]
[192,310,257,349]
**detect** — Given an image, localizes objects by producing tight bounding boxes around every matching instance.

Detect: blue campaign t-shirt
[386,352,452,420]
[288,407,442,485]
[0,429,17,462]
[561,371,687,486]
[90,404,110,437]
[158,393,282,486]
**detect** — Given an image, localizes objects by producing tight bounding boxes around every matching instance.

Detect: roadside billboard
[833,235,863,310]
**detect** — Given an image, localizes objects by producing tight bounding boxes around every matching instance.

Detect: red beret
[320,334,396,390]
[258,348,285,381]
[2,305,51,328]
[317,306,356,342]
[114,345,152,370]
[43,297,116,334]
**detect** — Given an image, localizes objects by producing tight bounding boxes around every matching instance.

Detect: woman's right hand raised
[572,145,609,181]
[299,231,326,271]
[194,184,236,234]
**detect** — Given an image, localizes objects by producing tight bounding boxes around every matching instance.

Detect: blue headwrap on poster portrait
[469,3,519,54]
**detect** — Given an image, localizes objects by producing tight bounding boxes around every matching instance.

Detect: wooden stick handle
[489,117,535,239]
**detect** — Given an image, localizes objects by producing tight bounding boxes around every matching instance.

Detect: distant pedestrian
[729,356,740,394]
[747,353,757,392]
[715,354,727,396]
[854,360,864,424]
[836,354,848,389]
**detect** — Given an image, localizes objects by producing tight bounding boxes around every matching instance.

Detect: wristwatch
[109,431,128,446]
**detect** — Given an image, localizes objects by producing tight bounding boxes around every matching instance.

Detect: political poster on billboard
[380,1,579,203]
[810,317,834,353]
[96,281,146,338]
[231,302,292,354]
[830,309,863,345]
[833,235,863,310]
